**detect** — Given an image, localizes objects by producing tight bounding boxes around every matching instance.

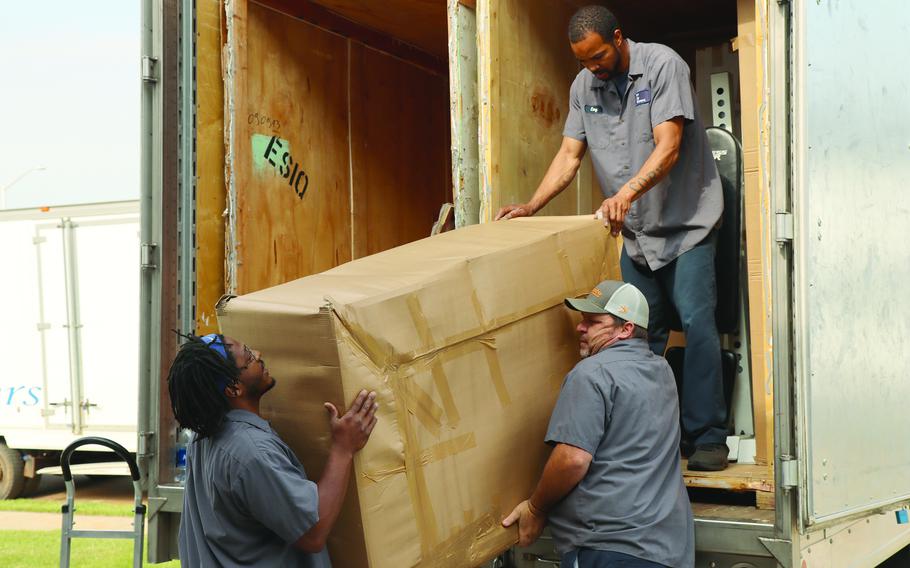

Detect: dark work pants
[561,549,669,568]
[619,233,728,447]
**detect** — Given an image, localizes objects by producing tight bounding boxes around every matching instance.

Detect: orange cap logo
[617,305,629,314]
[590,288,603,298]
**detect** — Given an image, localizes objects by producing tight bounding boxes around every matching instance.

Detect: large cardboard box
[217,216,619,567]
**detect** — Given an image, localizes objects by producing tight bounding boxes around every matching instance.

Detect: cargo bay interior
[461,0,775,521]
[188,0,775,526]
[222,0,454,295]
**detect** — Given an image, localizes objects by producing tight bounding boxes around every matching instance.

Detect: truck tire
[0,442,26,499]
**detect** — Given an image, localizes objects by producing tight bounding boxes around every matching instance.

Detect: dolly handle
[60,437,140,482]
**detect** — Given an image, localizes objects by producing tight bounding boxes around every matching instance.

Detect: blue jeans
[620,233,728,446]
[561,549,668,568]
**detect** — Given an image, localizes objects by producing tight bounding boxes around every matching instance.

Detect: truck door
[792,0,910,528]
[35,222,77,430]
[72,215,141,434]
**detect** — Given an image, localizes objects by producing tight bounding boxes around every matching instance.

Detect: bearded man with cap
[166,333,378,567]
[503,281,694,568]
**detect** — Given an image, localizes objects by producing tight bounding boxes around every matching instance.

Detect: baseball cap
[564,280,649,328]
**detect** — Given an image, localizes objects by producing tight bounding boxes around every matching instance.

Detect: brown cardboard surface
[218,216,620,567]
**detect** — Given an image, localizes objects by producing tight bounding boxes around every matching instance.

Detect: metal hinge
[141,242,158,270]
[776,212,794,245]
[141,55,159,83]
[137,431,155,459]
[781,455,798,489]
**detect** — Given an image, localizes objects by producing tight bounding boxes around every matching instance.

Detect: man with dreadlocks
[168,333,378,567]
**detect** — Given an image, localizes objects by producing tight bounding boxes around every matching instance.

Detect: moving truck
[0,201,140,499]
[137,0,910,565]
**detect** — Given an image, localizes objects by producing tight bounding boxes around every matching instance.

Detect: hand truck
[59,436,145,568]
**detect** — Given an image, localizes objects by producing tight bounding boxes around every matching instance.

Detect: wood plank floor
[682,461,774,493]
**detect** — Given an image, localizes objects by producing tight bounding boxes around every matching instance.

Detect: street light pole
[0,166,47,209]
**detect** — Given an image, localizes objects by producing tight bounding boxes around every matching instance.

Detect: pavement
[0,511,133,531]
[0,474,137,531]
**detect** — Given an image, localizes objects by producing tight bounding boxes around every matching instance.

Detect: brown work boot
[687,443,729,471]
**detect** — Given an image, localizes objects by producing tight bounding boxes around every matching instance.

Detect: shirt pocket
[634,105,655,145]
[584,114,611,149]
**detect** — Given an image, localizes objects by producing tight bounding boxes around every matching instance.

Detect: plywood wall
[224,1,451,295]
[195,0,227,334]
[737,0,774,467]
[350,43,451,258]
[478,0,599,222]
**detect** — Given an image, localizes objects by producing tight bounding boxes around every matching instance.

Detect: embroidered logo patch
[584,105,603,114]
[590,287,603,298]
[634,89,651,105]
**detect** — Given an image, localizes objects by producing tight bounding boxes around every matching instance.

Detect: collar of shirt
[590,39,643,90]
[594,337,652,362]
[225,409,271,432]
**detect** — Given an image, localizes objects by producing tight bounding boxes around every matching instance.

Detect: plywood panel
[310,0,448,57]
[737,0,773,467]
[195,0,226,334]
[479,0,588,221]
[228,2,353,295]
[349,43,451,258]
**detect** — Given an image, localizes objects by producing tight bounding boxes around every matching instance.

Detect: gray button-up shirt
[178,410,331,567]
[564,40,723,270]
[545,339,694,568]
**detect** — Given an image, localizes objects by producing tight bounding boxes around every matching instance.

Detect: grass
[0,530,180,567]
[0,499,132,517]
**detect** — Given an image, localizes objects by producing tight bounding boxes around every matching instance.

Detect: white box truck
[0,201,140,499]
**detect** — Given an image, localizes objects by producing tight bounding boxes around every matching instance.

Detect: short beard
[580,327,619,358]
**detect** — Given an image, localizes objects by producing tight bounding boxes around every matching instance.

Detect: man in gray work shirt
[503,281,694,568]
[496,5,728,471]
[167,333,378,567]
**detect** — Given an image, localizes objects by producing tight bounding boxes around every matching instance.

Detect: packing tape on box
[361,433,477,483]
[399,372,445,438]
[391,374,440,555]
[426,510,518,568]
[408,295,461,429]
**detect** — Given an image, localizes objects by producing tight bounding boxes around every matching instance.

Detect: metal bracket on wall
[141,55,159,83]
[147,496,168,522]
[137,430,155,460]
[141,242,158,270]
[776,212,794,245]
[759,537,793,568]
[780,455,798,489]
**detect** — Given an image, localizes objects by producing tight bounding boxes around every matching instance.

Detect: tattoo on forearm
[628,165,663,194]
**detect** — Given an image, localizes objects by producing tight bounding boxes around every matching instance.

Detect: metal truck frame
[138,1,910,565]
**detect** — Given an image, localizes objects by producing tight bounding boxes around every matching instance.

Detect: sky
[0,1,140,209]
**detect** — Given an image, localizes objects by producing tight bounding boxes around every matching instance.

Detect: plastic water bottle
[174,428,191,484]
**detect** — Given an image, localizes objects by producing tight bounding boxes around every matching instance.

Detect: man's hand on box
[502,499,547,547]
[495,203,535,221]
[597,190,632,236]
[325,389,378,455]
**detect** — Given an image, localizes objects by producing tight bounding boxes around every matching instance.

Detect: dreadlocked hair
[167,333,240,439]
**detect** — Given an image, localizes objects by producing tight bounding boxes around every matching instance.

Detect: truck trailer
[136,0,910,566]
[0,201,140,498]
